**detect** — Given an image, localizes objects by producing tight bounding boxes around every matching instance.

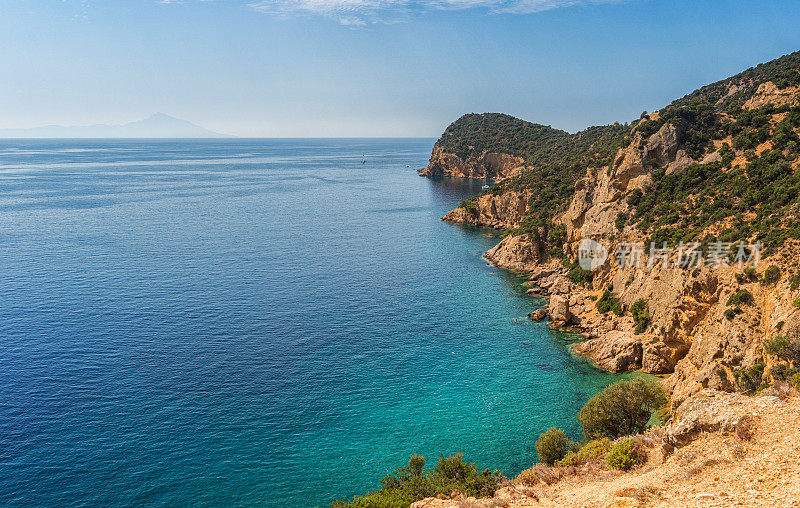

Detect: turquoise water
[0,139,628,507]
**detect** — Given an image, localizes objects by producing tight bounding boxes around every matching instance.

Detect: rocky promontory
[429,50,800,409]
[418,143,525,179]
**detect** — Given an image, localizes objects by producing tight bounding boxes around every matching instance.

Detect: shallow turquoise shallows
[0,139,630,507]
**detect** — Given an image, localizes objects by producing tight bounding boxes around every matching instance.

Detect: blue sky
[1,0,800,136]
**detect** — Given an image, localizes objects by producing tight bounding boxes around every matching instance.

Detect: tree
[577,378,668,440]
[535,427,568,465]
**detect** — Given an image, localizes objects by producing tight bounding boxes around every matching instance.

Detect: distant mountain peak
[0,114,233,138]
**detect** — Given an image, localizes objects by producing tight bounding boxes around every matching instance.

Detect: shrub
[734,363,765,394]
[764,334,800,364]
[726,289,752,306]
[595,290,621,314]
[606,439,641,470]
[577,378,668,440]
[769,363,799,382]
[724,308,738,320]
[631,299,650,334]
[792,373,800,391]
[567,265,594,286]
[742,267,758,281]
[459,199,478,216]
[762,266,781,285]
[615,212,628,231]
[535,427,568,466]
[331,453,504,507]
[555,438,611,466]
[790,273,800,291]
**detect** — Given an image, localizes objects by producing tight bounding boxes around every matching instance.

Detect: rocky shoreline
[430,78,800,409]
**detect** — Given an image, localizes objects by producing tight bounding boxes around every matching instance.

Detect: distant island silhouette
[0,113,232,138]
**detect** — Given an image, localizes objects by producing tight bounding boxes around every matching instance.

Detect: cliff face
[418,143,525,179]
[438,72,800,407]
[442,190,529,229]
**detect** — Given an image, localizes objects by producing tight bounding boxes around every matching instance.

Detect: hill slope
[430,49,800,409]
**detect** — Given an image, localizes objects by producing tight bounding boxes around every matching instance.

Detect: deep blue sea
[0,139,630,507]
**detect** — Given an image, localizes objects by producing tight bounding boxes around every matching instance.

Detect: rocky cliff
[429,50,800,408]
[418,143,525,179]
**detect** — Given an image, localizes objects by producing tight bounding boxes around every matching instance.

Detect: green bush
[762,266,781,285]
[764,334,800,364]
[734,363,766,394]
[792,373,800,391]
[769,363,799,382]
[724,308,738,320]
[790,273,800,291]
[631,299,650,334]
[459,199,478,216]
[331,453,504,507]
[555,438,611,467]
[606,439,641,470]
[615,213,627,231]
[596,290,622,315]
[535,427,568,466]
[567,265,594,286]
[577,378,668,440]
[726,289,752,306]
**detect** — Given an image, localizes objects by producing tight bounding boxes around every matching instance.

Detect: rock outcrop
[418,144,525,180]
[484,233,544,273]
[663,389,780,450]
[437,89,800,408]
[442,190,529,229]
[743,81,800,110]
[572,331,642,372]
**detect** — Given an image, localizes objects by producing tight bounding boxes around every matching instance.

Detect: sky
[1,0,800,137]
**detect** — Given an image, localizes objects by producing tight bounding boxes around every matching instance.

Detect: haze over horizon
[2,0,800,137]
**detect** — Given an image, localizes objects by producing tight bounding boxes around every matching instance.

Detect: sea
[0,138,631,507]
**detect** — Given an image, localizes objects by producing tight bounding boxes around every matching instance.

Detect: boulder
[548,295,571,326]
[642,341,677,374]
[572,331,642,372]
[528,308,547,321]
[663,389,754,450]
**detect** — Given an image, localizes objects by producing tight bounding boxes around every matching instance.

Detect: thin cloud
[249,0,623,25]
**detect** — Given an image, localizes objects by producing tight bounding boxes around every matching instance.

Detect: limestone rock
[442,190,529,229]
[548,295,571,327]
[572,331,642,372]
[419,144,525,180]
[663,389,758,450]
[484,234,543,273]
[528,308,547,321]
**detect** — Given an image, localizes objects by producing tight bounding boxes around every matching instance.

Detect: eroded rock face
[484,233,544,273]
[434,89,800,407]
[743,81,800,110]
[418,144,525,179]
[572,331,642,372]
[548,295,572,327]
[442,190,529,229]
[663,389,779,450]
[528,308,547,321]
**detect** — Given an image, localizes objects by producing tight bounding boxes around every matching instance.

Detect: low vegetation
[555,438,611,467]
[631,299,651,334]
[606,438,641,471]
[331,453,505,507]
[595,285,623,315]
[535,427,569,466]
[578,378,668,440]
